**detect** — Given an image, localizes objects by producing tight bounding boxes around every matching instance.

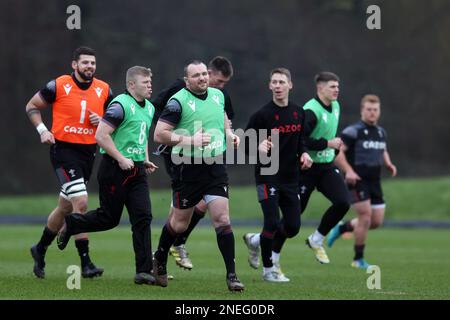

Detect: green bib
[100,93,155,161]
[171,87,225,158]
[303,98,340,163]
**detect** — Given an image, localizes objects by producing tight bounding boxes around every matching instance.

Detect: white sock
[250,233,260,247]
[310,230,325,245]
[263,266,274,274]
[271,251,280,264]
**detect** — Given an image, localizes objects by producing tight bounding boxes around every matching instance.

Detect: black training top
[245,100,307,184]
[341,120,387,179]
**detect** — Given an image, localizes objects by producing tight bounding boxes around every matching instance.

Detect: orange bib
[52,75,110,144]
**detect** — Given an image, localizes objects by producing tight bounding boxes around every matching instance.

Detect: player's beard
[77,68,94,81]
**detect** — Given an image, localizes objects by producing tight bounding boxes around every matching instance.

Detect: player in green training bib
[152,60,244,292]
[303,95,340,163]
[100,90,154,161]
[170,85,226,159]
[299,72,351,264]
[57,66,161,286]
[150,57,236,271]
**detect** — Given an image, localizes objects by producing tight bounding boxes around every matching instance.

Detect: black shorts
[159,151,177,181]
[154,144,175,179]
[298,163,350,213]
[256,183,300,205]
[256,182,301,234]
[348,178,384,206]
[171,163,229,209]
[50,141,96,199]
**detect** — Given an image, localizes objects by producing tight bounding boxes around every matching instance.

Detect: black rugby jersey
[341,120,387,179]
[246,101,307,184]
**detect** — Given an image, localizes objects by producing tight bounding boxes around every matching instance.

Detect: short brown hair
[270,67,292,82]
[208,56,233,78]
[126,66,152,86]
[360,94,380,109]
[315,71,340,84]
[183,60,206,77]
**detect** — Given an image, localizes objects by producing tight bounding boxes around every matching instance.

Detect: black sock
[173,207,205,246]
[155,222,178,264]
[215,225,235,275]
[75,239,91,268]
[36,226,57,254]
[260,230,274,268]
[272,225,287,254]
[340,221,354,234]
[354,244,365,260]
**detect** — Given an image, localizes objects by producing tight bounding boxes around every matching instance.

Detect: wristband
[36,123,48,135]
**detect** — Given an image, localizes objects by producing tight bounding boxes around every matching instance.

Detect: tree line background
[1,0,449,194]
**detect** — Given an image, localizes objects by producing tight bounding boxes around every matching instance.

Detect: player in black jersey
[329,94,397,269]
[152,56,235,270]
[242,68,312,282]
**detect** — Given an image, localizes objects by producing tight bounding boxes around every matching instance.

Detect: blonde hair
[126,66,152,87]
[360,94,380,109]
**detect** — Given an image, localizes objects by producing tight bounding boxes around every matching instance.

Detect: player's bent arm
[145,142,150,163]
[154,120,192,146]
[383,149,394,167]
[26,92,55,144]
[383,150,397,177]
[334,144,357,176]
[303,110,328,150]
[327,137,343,150]
[300,152,313,170]
[224,113,239,148]
[143,142,158,173]
[95,121,129,163]
[26,92,49,130]
[224,113,231,130]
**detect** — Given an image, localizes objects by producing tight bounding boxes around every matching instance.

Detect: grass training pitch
[1,225,448,300]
